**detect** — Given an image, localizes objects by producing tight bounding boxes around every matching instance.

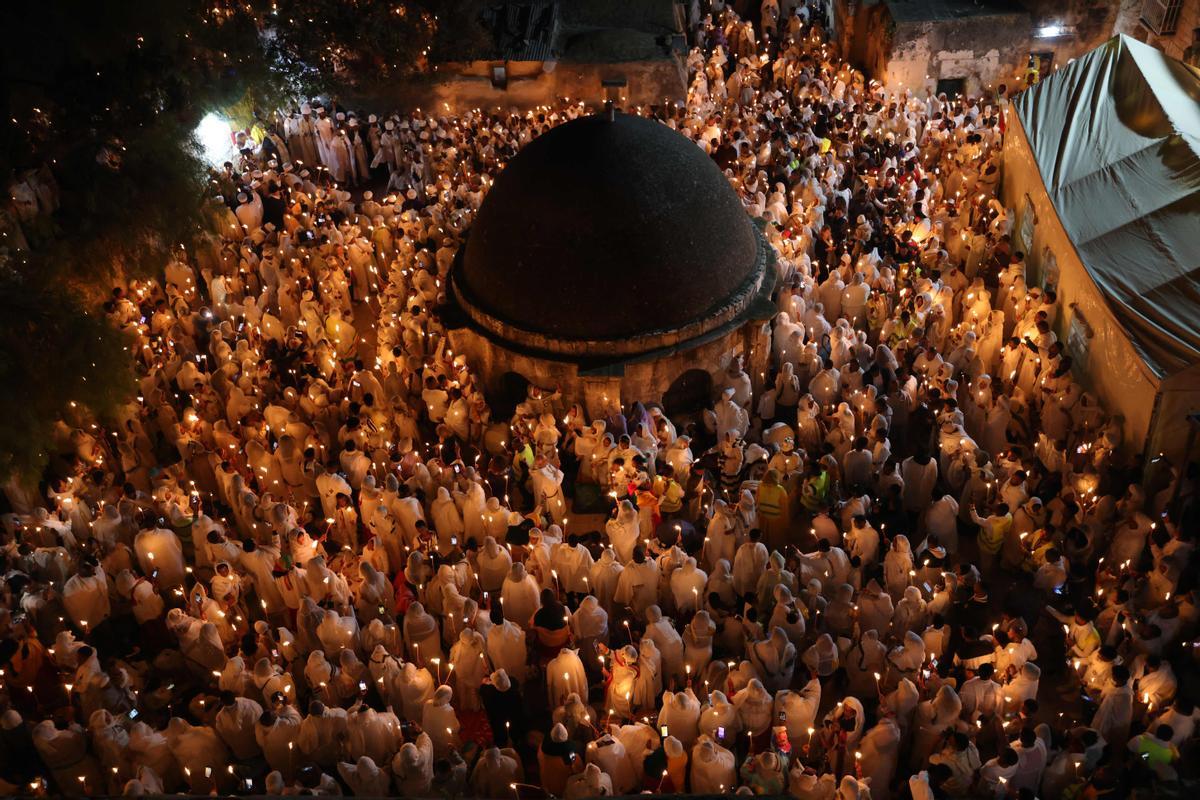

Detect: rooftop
[450,111,772,361]
[884,0,1028,23]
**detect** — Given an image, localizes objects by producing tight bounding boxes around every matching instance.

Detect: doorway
[935,77,965,99]
[662,369,714,417]
[492,371,530,420]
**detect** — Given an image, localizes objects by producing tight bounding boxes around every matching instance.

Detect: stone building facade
[387,0,688,113]
[835,1,1034,96]
[833,0,1200,95]
[1022,0,1200,68]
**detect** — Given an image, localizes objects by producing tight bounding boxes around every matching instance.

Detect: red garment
[392,572,416,616]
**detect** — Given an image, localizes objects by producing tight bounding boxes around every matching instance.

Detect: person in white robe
[713,387,750,440]
[606,500,641,565]
[531,459,567,525]
[750,626,797,693]
[690,735,736,793]
[630,638,662,713]
[614,549,659,618]
[733,678,774,737]
[134,527,186,588]
[255,705,303,781]
[910,685,963,769]
[642,605,684,682]
[500,562,541,629]
[893,585,928,639]
[477,536,513,596]
[430,487,464,551]
[486,604,528,684]
[546,648,588,709]
[62,561,110,631]
[403,602,443,665]
[169,716,233,793]
[570,594,608,667]
[702,500,739,571]
[395,661,436,722]
[605,645,639,721]
[682,610,717,677]
[858,713,902,800]
[774,672,821,745]
[339,755,390,797]
[585,731,637,794]
[471,746,524,798]
[315,606,360,655]
[802,633,840,680]
[856,579,894,638]
[87,709,131,792]
[421,685,461,757]
[215,692,264,761]
[883,534,915,599]
[732,533,769,598]
[1092,666,1134,745]
[392,732,434,797]
[32,719,105,796]
[587,547,623,612]
[125,720,180,791]
[698,688,742,745]
[564,762,612,800]
[347,705,404,768]
[659,688,702,748]
[448,629,488,711]
[959,662,1003,721]
[297,702,347,769]
[669,557,708,616]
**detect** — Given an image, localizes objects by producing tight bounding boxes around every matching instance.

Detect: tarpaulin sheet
[1013,35,1200,378]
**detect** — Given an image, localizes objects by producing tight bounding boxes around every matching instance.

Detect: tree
[0,0,480,479]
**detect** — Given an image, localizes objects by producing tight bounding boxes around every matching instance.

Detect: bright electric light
[1036,24,1063,38]
[195,112,233,166]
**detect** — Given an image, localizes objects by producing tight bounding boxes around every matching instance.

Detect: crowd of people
[0,1,1196,798]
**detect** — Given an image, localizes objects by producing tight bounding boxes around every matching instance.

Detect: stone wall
[837,2,1033,96]
[1113,0,1200,60]
[882,14,1034,96]
[1020,0,1199,68]
[1021,0,1122,65]
[372,58,686,114]
[446,319,772,420]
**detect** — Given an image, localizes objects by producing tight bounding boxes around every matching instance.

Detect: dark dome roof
[452,112,769,356]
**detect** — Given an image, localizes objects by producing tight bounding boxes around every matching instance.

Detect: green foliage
[0,271,135,480]
[268,0,438,87]
[0,0,481,480]
[426,0,494,63]
[0,1,279,479]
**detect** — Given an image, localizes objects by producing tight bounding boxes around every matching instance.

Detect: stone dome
[451,111,772,359]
